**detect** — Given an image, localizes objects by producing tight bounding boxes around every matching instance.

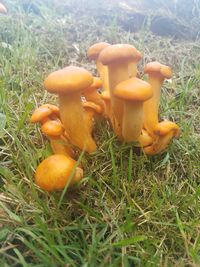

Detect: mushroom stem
[96,59,109,91]
[59,93,96,153]
[108,62,129,135]
[143,75,163,136]
[83,109,94,134]
[50,139,74,158]
[128,62,138,78]
[122,101,143,142]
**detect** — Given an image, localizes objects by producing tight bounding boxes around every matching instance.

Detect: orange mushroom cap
[41,120,64,138]
[41,104,60,117]
[144,61,172,79]
[44,66,93,94]
[87,42,110,60]
[30,107,52,123]
[35,154,83,192]
[114,77,153,102]
[99,44,142,65]
[154,120,180,137]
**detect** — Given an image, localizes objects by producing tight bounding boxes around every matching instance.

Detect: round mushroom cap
[30,107,52,123]
[154,121,180,136]
[0,3,7,13]
[35,154,81,191]
[44,66,93,94]
[144,61,172,79]
[87,42,110,60]
[114,77,153,102]
[41,120,64,138]
[83,101,103,114]
[99,44,142,66]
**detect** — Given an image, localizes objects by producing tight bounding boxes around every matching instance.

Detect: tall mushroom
[101,91,112,120]
[44,66,96,153]
[144,120,180,155]
[98,44,142,137]
[87,42,110,91]
[35,154,83,192]
[114,77,153,142]
[143,61,172,137]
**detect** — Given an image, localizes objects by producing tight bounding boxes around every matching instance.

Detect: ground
[0,0,200,266]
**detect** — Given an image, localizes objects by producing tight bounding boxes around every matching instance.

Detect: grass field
[0,0,200,266]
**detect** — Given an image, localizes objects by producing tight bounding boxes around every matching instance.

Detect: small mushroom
[114,77,153,142]
[143,61,172,137]
[87,42,110,91]
[41,120,74,157]
[82,101,103,134]
[99,44,141,137]
[82,77,105,111]
[30,104,74,157]
[144,120,180,155]
[44,66,97,153]
[0,3,7,14]
[35,154,83,192]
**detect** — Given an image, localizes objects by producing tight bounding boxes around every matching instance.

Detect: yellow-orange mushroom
[144,120,180,155]
[35,154,83,192]
[99,44,142,137]
[114,77,153,142]
[143,61,172,137]
[44,66,97,153]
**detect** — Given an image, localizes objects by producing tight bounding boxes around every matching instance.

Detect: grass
[0,0,200,266]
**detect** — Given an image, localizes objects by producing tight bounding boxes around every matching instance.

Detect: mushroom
[41,120,74,157]
[128,49,142,78]
[30,104,74,157]
[144,120,180,155]
[44,66,97,153]
[82,77,105,111]
[82,101,103,134]
[98,44,142,137]
[0,3,7,14]
[35,154,83,192]
[143,61,172,137]
[87,42,110,91]
[114,77,153,142]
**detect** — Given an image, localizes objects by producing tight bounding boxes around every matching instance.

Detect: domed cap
[41,120,64,138]
[44,66,93,94]
[154,121,180,136]
[114,77,153,102]
[144,61,172,79]
[30,106,52,123]
[87,42,110,60]
[99,44,142,65]
[83,101,103,114]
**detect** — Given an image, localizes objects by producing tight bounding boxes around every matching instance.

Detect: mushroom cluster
[31,42,180,192]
